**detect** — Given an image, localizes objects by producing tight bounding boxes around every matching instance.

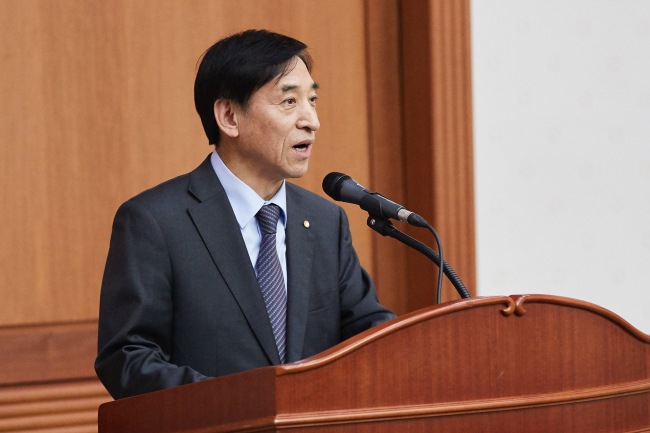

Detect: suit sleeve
[95,199,210,399]
[336,207,396,340]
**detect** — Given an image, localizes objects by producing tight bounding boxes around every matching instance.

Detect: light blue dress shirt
[210,151,288,291]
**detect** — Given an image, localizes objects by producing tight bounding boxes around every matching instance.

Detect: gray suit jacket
[95,156,395,399]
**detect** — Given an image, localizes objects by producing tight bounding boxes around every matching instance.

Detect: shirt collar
[210,150,287,229]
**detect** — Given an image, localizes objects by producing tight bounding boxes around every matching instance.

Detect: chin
[286,172,307,180]
[285,166,309,180]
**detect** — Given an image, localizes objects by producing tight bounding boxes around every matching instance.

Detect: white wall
[471,0,650,333]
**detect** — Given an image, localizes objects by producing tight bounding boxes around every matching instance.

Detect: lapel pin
[303,220,310,228]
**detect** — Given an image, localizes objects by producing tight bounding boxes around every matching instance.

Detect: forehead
[268,58,316,92]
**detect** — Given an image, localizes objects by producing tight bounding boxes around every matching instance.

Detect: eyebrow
[280,82,320,93]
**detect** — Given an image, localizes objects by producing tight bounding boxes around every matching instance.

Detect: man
[95,29,395,400]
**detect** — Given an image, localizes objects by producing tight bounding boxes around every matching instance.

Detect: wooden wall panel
[0,0,476,427]
[0,322,97,386]
[0,380,109,433]
[0,322,110,432]
[400,0,476,308]
[363,0,409,313]
[362,0,476,312]
[0,0,374,326]
[0,0,476,324]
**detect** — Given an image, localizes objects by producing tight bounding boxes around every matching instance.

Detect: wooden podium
[98,295,650,432]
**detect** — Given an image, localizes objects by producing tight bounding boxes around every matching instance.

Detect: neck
[215,147,283,200]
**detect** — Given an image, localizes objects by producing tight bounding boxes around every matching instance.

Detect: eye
[309,95,318,106]
[283,97,297,106]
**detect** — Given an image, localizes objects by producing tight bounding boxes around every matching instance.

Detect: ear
[213,99,240,138]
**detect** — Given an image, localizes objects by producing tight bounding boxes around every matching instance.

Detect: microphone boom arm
[366,214,471,300]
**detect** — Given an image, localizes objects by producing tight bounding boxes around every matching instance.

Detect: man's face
[233,57,320,191]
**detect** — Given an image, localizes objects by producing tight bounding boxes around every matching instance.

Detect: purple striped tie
[255,204,287,363]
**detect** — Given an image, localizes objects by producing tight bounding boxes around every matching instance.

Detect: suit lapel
[285,185,316,362]
[186,157,281,365]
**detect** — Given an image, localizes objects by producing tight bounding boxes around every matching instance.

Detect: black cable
[426,223,444,304]
[367,215,471,302]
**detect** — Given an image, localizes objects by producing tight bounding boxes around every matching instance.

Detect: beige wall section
[0,0,373,326]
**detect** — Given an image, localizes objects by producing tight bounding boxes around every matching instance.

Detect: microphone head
[322,172,350,200]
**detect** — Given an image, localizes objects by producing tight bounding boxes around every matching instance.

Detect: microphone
[322,172,428,228]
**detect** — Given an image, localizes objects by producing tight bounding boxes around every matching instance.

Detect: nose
[297,102,320,132]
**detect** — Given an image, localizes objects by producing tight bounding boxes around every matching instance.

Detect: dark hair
[194,29,313,145]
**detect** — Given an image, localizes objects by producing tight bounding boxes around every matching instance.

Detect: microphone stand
[366,214,471,302]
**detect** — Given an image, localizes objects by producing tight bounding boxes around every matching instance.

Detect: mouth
[292,140,313,153]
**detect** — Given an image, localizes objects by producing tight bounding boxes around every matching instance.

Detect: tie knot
[256,204,282,235]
